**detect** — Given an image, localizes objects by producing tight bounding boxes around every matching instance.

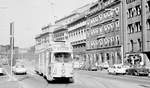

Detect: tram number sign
[56,47,69,51]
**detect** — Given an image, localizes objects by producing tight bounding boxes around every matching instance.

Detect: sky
[0,0,96,48]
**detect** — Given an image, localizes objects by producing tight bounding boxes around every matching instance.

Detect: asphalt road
[1,65,150,88]
[6,71,150,88]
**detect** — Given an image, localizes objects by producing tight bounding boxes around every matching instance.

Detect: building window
[136,21,141,32]
[111,37,115,45]
[131,24,134,33]
[111,52,115,64]
[114,7,119,16]
[127,10,129,18]
[128,24,132,34]
[134,22,138,32]
[117,52,122,64]
[137,38,142,51]
[106,53,110,61]
[128,8,133,18]
[138,22,141,32]
[126,0,136,4]
[115,20,120,30]
[101,39,103,47]
[147,19,150,30]
[116,35,120,45]
[101,53,104,63]
[130,40,134,52]
[98,14,103,21]
[147,1,150,12]
[132,7,136,17]
[110,23,114,31]
[104,38,106,46]
[135,5,141,16]
[108,37,111,46]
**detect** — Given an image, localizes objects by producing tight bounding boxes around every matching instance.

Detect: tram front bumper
[52,73,74,78]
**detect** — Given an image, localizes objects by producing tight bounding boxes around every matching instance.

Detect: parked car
[88,65,98,71]
[108,64,129,75]
[13,64,27,75]
[98,62,109,70]
[126,67,149,76]
[0,65,5,75]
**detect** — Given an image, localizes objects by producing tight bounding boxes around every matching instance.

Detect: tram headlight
[53,69,57,75]
[62,69,65,74]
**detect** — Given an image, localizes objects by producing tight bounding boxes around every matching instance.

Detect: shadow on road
[47,78,73,84]
[0,73,6,76]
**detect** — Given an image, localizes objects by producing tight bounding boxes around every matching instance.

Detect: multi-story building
[0,45,19,65]
[67,12,87,61]
[124,0,150,67]
[86,0,123,66]
[0,45,8,59]
[67,3,92,62]
[53,13,79,42]
[53,25,68,41]
[35,24,54,53]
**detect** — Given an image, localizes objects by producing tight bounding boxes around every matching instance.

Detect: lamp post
[10,22,14,78]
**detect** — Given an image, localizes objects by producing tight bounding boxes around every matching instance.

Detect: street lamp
[9,22,15,81]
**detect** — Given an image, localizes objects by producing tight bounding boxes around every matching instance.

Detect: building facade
[67,12,87,62]
[66,4,93,63]
[33,0,150,70]
[53,13,79,42]
[0,45,19,65]
[35,25,54,53]
[53,26,68,41]
[124,0,150,67]
[86,0,123,67]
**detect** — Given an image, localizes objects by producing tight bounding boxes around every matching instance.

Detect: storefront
[125,53,145,67]
[86,47,122,67]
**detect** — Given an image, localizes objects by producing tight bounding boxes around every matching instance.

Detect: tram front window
[54,52,72,62]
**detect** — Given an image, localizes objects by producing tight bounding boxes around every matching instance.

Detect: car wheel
[68,77,74,83]
[144,74,149,76]
[115,73,118,75]
[123,73,126,75]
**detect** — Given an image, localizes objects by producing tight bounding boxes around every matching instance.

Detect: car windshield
[54,52,72,63]
[117,66,121,69]
[16,65,24,68]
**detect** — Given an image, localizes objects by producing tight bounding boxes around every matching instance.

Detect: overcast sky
[0,0,96,48]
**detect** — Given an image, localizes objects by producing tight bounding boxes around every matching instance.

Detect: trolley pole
[10,22,14,78]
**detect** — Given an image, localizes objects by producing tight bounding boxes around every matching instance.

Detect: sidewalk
[1,65,23,88]
[0,80,22,88]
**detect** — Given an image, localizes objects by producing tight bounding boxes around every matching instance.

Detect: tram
[35,41,74,82]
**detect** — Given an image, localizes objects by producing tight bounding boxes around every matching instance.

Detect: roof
[55,13,77,24]
[35,32,50,39]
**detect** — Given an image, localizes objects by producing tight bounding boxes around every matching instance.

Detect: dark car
[126,67,149,76]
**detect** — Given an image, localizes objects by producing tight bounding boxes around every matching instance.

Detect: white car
[13,65,27,74]
[108,64,129,75]
[98,62,109,70]
[0,65,4,75]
